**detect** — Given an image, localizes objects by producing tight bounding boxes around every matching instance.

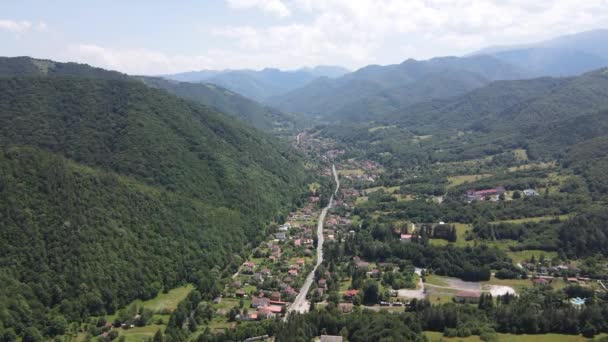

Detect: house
[368,269,381,278]
[257,307,274,319]
[235,289,245,297]
[523,189,539,196]
[275,233,287,241]
[247,312,258,321]
[355,260,370,270]
[267,305,283,314]
[343,289,359,301]
[400,234,413,242]
[252,273,264,282]
[282,286,298,297]
[261,268,272,276]
[318,278,327,289]
[243,261,255,268]
[532,278,550,285]
[465,186,506,201]
[251,297,271,308]
[320,335,344,342]
[294,239,301,247]
[567,277,579,283]
[269,292,281,301]
[453,291,481,303]
[288,269,298,276]
[296,258,305,265]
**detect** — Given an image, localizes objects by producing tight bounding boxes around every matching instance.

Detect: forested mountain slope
[0,76,307,337]
[137,76,298,131]
[391,68,608,136]
[0,57,297,132]
[269,55,526,121]
[324,69,608,168]
[0,56,129,80]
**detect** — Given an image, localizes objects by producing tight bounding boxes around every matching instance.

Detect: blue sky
[2,0,608,74]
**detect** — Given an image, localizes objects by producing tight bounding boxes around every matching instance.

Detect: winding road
[287,164,340,316]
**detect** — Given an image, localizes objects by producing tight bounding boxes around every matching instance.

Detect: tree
[153,329,164,342]
[21,328,43,342]
[512,191,521,199]
[362,280,379,305]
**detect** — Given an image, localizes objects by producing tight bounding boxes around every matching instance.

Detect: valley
[2,18,608,342]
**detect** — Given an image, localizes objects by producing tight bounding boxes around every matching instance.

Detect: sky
[1,0,608,75]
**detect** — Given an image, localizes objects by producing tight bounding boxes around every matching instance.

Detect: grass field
[490,215,570,225]
[117,325,164,342]
[447,174,493,188]
[308,182,321,193]
[507,250,558,264]
[424,274,449,287]
[338,169,365,176]
[508,162,555,172]
[355,196,369,204]
[103,284,193,323]
[362,185,401,195]
[142,285,193,313]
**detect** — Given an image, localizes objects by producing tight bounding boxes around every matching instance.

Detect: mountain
[383,68,608,158]
[0,56,298,132]
[490,48,608,77]
[136,76,299,131]
[268,55,527,121]
[472,29,608,77]
[0,56,129,80]
[0,75,307,336]
[163,65,349,101]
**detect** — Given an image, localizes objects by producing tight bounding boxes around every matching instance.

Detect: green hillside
[0,76,307,337]
[137,76,299,131]
[0,56,129,80]
[269,55,526,121]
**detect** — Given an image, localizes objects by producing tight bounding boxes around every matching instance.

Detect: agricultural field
[447,174,494,188]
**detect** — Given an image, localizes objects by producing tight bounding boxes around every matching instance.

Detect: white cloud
[213,0,608,68]
[226,0,290,17]
[67,44,217,75]
[56,0,608,73]
[0,19,32,33]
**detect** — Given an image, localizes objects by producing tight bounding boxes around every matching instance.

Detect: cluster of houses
[464,186,540,202]
[521,262,582,277]
[329,158,383,183]
[225,194,327,321]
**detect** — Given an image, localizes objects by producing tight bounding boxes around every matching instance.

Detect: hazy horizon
[2,1,608,74]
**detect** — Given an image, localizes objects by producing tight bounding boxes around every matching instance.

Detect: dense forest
[137,76,299,131]
[0,76,308,338]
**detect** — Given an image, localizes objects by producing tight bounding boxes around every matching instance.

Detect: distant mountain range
[266,55,527,121]
[162,65,350,101]
[471,29,608,77]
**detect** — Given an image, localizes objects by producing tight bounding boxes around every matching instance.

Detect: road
[287,164,340,316]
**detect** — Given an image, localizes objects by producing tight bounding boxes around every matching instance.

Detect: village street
[288,164,340,316]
